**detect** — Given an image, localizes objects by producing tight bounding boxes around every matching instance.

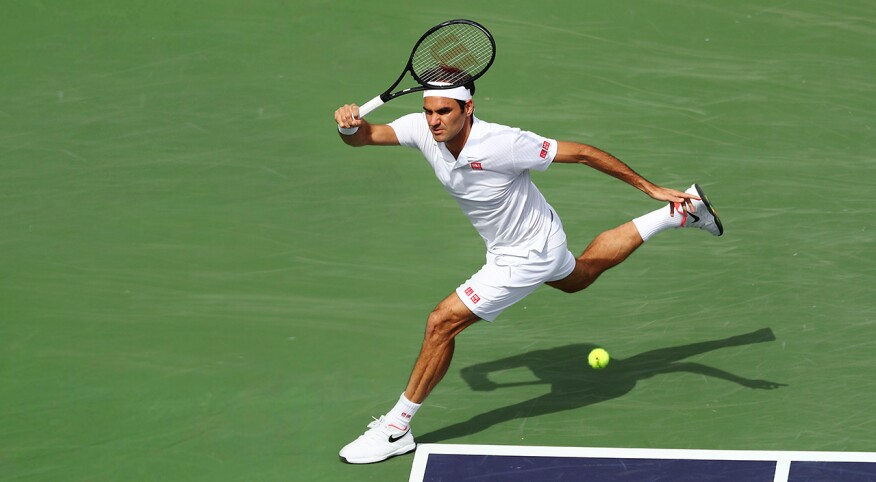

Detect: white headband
[423,82,472,102]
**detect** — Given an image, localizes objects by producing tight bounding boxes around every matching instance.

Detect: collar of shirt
[438,116,481,168]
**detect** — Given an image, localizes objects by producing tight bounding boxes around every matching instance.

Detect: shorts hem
[455,287,497,322]
[546,250,577,283]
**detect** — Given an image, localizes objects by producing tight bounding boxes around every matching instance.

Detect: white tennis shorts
[456,217,577,322]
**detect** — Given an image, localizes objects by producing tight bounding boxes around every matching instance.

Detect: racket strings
[412,24,494,86]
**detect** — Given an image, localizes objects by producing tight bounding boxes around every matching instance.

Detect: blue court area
[410,445,876,482]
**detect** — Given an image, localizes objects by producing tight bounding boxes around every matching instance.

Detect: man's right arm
[334,104,400,147]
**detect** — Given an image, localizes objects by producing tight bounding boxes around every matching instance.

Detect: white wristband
[338,125,359,135]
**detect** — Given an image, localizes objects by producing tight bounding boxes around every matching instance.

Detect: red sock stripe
[675,202,688,227]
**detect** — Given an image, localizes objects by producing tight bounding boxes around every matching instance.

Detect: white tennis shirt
[389,113,564,257]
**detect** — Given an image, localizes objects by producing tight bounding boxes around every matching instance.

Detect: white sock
[386,393,420,430]
[632,203,684,241]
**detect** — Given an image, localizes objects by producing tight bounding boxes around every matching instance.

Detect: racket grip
[357,95,385,118]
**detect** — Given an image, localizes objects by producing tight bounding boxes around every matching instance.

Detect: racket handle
[357,95,385,118]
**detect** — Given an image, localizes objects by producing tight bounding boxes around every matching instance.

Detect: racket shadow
[417,328,785,443]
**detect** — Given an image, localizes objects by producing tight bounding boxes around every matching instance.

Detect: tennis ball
[588,348,610,369]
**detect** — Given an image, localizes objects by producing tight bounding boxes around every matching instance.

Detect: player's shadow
[418,328,785,443]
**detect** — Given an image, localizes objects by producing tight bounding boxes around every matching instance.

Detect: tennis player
[332,81,723,464]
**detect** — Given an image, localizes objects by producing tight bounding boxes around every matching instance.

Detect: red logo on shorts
[470,162,483,170]
[464,286,480,304]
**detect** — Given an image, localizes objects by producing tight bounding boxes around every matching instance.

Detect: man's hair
[420,66,476,113]
[455,81,476,112]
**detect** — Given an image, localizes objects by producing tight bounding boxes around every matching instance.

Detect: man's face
[423,96,471,143]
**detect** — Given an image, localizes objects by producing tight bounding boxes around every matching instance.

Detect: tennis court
[2,1,874,481]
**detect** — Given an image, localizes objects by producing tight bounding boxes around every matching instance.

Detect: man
[332,81,723,464]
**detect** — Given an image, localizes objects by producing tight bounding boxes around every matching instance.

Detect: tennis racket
[353,19,496,119]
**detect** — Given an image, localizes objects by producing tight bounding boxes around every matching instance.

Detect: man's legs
[339,292,479,464]
[340,185,723,464]
[405,292,481,403]
[547,221,643,293]
[548,183,724,294]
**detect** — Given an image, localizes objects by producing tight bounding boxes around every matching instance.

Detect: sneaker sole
[692,183,724,236]
[339,443,417,464]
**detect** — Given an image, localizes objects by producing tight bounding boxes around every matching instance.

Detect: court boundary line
[409,444,876,482]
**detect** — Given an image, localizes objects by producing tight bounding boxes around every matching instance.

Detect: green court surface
[2,1,874,481]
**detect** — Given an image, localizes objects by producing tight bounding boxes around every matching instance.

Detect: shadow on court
[418,328,785,443]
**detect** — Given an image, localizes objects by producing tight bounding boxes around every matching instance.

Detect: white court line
[410,444,876,482]
[773,456,791,482]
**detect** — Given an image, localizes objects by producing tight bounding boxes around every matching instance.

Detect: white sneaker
[682,184,724,236]
[339,416,416,464]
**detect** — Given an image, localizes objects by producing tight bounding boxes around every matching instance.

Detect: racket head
[409,19,496,89]
[359,19,496,118]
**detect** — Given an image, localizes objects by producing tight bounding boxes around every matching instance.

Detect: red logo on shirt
[464,287,474,296]
[470,162,483,170]
[471,294,480,304]
[540,140,551,159]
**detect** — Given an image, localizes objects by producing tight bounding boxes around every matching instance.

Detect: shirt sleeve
[388,113,427,149]
[511,129,558,172]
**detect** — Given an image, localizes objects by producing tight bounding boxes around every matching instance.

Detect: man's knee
[547,260,596,294]
[558,283,586,294]
[425,308,457,340]
[547,276,590,294]
[424,303,477,342]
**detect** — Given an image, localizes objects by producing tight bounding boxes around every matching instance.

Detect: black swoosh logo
[388,429,410,443]
[688,210,700,223]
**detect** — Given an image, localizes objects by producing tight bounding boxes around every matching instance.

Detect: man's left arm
[554,141,697,207]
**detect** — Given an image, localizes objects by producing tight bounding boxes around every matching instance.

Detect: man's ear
[465,99,474,116]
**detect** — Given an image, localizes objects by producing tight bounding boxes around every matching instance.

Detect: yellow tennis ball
[588,348,610,369]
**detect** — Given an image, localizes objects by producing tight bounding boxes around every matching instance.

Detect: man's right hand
[335,104,363,130]
[333,106,400,146]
